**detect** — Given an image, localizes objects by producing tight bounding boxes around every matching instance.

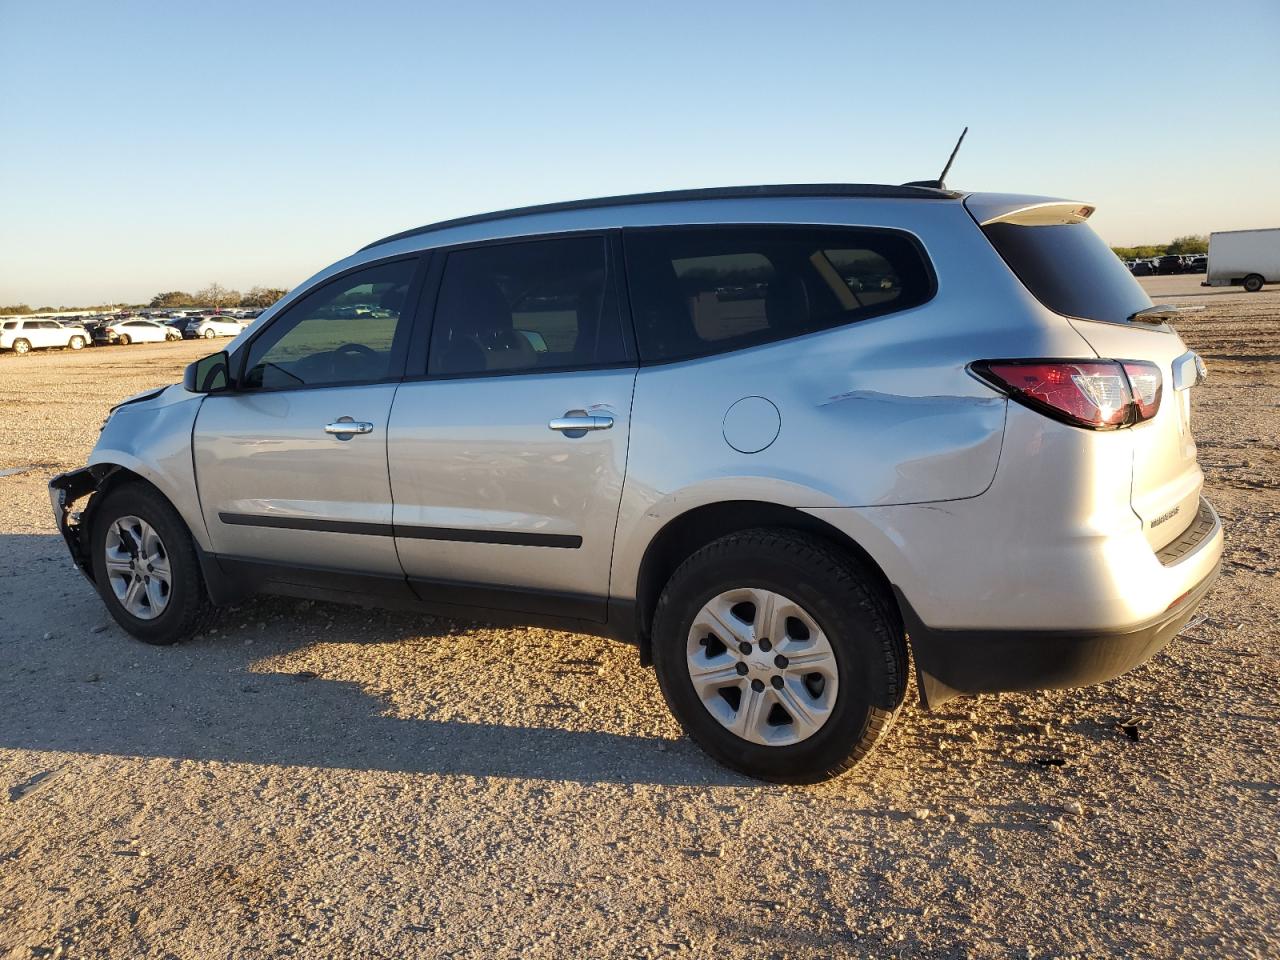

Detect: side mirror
[183,351,230,393]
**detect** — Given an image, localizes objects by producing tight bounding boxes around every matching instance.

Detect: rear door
[35,320,62,347]
[387,234,636,620]
[975,203,1205,551]
[193,256,424,583]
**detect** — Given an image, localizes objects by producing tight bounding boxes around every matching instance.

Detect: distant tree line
[150,284,289,309]
[1111,234,1209,260]
[1,283,290,316]
[1,301,125,315]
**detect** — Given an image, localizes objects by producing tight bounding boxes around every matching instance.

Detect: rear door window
[623,226,934,363]
[981,221,1151,324]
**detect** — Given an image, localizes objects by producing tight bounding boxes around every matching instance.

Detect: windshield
[982,221,1152,324]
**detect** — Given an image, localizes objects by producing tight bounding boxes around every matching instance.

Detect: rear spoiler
[964,194,1096,227]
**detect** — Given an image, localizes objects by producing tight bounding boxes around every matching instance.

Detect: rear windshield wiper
[1128,304,1206,324]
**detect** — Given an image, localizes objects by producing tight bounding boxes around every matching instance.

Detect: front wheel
[1243,274,1265,293]
[118,334,131,345]
[12,338,31,355]
[90,483,212,645]
[69,336,85,350]
[202,328,216,338]
[652,529,906,783]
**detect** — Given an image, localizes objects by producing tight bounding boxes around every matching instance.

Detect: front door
[388,235,636,620]
[193,257,422,584]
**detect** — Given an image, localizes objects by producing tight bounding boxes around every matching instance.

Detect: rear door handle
[548,413,614,433]
[325,417,374,439]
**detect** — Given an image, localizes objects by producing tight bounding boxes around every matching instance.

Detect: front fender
[92,387,211,550]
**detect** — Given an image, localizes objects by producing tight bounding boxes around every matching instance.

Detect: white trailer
[1204,228,1280,292]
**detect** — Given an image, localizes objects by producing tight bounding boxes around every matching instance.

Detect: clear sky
[2,0,1278,306]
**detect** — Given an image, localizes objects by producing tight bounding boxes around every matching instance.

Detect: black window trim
[226,251,430,395]
[618,222,938,367]
[401,228,638,385]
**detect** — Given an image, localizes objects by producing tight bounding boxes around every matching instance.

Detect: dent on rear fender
[814,390,1008,505]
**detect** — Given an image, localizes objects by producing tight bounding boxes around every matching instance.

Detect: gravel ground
[1,282,1277,959]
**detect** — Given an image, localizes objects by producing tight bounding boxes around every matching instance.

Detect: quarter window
[242,259,417,389]
[624,227,933,363]
[427,236,626,376]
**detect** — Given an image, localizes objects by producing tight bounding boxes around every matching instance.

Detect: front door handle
[549,412,614,434]
[324,417,374,440]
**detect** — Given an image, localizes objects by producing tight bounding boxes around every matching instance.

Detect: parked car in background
[1129,259,1155,277]
[50,183,1222,782]
[1155,255,1184,275]
[184,315,247,339]
[1,319,89,354]
[94,318,179,345]
[1204,228,1279,292]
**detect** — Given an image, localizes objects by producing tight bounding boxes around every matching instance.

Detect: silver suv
[50,184,1223,782]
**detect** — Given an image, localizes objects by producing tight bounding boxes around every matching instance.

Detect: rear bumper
[898,556,1221,708]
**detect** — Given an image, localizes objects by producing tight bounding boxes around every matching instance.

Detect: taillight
[1121,361,1162,422]
[971,359,1162,429]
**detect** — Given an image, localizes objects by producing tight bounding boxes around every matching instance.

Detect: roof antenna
[903,126,968,190]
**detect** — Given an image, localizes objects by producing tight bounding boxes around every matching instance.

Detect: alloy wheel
[104,515,172,620]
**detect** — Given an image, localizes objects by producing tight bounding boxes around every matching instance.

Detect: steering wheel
[334,342,378,360]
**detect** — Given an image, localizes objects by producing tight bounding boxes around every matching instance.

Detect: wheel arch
[627,500,901,666]
[77,463,240,605]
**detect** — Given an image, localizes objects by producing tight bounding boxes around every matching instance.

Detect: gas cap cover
[722,396,781,454]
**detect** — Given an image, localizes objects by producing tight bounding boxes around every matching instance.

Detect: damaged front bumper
[48,466,113,582]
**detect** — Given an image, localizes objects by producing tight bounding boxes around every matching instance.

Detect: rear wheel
[12,338,31,355]
[90,483,212,645]
[69,336,85,350]
[1243,274,1265,293]
[652,529,906,782]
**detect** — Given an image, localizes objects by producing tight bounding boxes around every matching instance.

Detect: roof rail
[360,182,962,251]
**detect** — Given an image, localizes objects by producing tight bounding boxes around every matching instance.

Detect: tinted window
[243,259,417,389]
[982,221,1150,324]
[624,227,933,363]
[427,236,626,376]
[2,322,15,330]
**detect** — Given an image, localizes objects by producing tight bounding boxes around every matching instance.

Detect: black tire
[1243,274,1264,293]
[12,338,30,355]
[69,336,85,350]
[651,528,906,783]
[90,482,213,645]
[118,334,131,345]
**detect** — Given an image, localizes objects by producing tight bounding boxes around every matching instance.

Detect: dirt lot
[1,281,1277,959]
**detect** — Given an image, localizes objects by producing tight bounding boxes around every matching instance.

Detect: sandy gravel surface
[1,286,1277,959]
